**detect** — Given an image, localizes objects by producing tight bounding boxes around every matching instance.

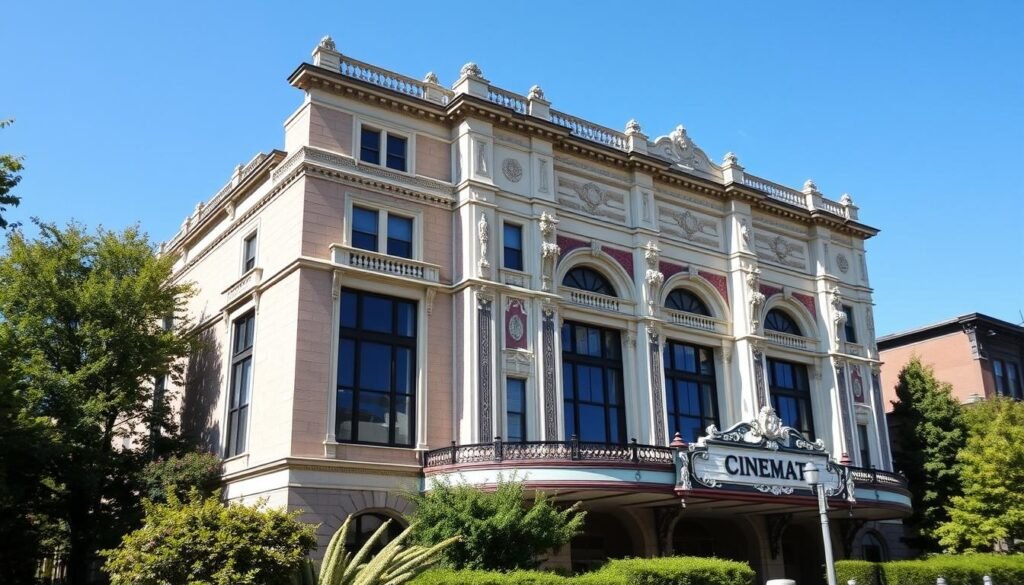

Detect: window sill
[500,268,530,288]
[222,267,263,302]
[323,440,426,459]
[221,452,249,474]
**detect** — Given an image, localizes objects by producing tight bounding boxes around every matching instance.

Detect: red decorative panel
[659,261,687,280]
[698,270,729,307]
[851,366,865,403]
[505,298,528,350]
[556,235,588,260]
[760,283,783,299]
[602,245,634,278]
[792,292,817,319]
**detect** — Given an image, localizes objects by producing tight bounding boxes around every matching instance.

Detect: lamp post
[804,461,838,585]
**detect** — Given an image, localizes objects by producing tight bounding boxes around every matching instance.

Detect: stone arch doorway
[570,511,637,573]
[671,518,757,566]
[782,524,824,585]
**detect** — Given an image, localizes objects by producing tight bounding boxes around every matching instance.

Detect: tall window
[1008,362,1023,399]
[843,305,857,343]
[337,290,416,447]
[562,322,625,444]
[994,359,1007,395]
[360,127,408,172]
[857,423,871,468]
[767,358,814,440]
[562,266,615,296]
[226,312,255,457]
[351,206,414,259]
[503,223,524,271]
[663,340,718,442]
[666,289,711,315]
[242,232,257,272]
[506,378,527,442]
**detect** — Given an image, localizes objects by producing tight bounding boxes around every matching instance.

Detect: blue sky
[2,1,1022,336]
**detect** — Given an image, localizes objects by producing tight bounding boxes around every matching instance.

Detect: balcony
[665,309,729,335]
[563,288,633,315]
[848,466,909,492]
[222,267,263,306]
[424,437,674,470]
[331,244,441,283]
[765,330,816,351]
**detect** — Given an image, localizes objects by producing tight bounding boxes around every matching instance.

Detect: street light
[804,461,838,585]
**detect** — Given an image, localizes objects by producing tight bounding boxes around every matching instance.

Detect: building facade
[878,313,1024,408]
[168,37,911,583]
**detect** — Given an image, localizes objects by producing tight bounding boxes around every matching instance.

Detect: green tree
[889,357,967,550]
[0,119,24,229]
[103,491,317,585]
[936,398,1024,552]
[139,450,223,504]
[0,221,196,583]
[407,477,585,571]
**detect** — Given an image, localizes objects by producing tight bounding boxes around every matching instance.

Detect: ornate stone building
[168,36,911,583]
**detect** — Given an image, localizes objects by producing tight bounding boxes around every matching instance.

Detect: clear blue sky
[3,1,1022,336]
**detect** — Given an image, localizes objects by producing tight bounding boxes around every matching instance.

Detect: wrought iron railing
[424,436,675,469]
[848,466,909,490]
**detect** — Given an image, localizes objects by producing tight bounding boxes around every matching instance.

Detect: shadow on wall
[181,326,223,453]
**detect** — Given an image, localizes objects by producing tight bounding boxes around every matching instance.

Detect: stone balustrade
[331,244,441,283]
[565,288,624,313]
[765,330,815,351]
[665,309,728,335]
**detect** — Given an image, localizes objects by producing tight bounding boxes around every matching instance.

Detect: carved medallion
[836,253,850,273]
[502,158,523,183]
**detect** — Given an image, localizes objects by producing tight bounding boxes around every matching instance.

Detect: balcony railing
[564,288,627,314]
[765,330,816,351]
[665,309,728,335]
[331,244,441,283]
[849,466,909,491]
[424,436,675,469]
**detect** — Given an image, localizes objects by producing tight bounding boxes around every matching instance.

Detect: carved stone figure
[831,287,847,345]
[747,267,766,333]
[539,212,560,291]
[668,125,700,168]
[460,62,483,78]
[738,218,751,252]
[528,85,545,101]
[644,241,664,316]
[318,35,336,51]
[477,213,490,277]
[474,139,489,177]
[423,71,439,84]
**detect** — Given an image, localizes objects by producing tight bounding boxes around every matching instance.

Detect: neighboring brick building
[166,36,911,584]
[878,313,1024,409]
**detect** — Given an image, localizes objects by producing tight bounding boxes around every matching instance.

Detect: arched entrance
[570,511,637,573]
[671,518,757,566]
[782,524,824,585]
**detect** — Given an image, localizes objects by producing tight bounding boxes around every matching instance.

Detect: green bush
[410,556,755,585]
[102,491,317,585]
[139,450,222,503]
[880,553,1024,585]
[835,560,879,585]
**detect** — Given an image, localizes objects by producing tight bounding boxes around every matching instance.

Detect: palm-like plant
[294,515,457,585]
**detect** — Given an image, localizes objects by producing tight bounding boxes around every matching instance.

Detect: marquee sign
[675,406,855,501]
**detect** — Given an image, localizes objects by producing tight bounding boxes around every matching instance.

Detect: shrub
[139,450,222,503]
[102,491,317,585]
[409,556,755,585]
[880,553,1024,585]
[408,477,585,570]
[835,560,879,585]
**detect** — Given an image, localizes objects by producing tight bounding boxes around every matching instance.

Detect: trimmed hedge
[838,554,1024,585]
[410,556,755,585]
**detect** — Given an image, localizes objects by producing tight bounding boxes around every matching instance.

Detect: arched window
[665,289,711,316]
[562,266,616,297]
[344,512,405,554]
[764,309,802,336]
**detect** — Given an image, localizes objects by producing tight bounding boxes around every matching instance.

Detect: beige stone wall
[289,487,415,559]
[415,135,450,181]
[308,104,353,156]
[425,291,453,448]
[290,267,333,457]
[879,331,984,409]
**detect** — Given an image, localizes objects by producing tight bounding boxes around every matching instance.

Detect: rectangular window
[386,214,413,259]
[1008,363,1022,399]
[337,290,417,447]
[360,127,381,165]
[843,305,857,344]
[562,322,625,444]
[503,223,523,271]
[226,312,255,457]
[506,378,527,442]
[242,232,257,272]
[360,127,408,172]
[350,206,414,259]
[857,423,871,468]
[352,207,379,252]
[663,340,718,443]
[768,358,814,440]
[994,359,1007,395]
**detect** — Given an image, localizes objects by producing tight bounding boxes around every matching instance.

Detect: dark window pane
[843,305,857,343]
[341,291,358,328]
[561,321,625,445]
[562,267,615,297]
[243,235,257,271]
[395,347,413,394]
[352,207,379,252]
[665,289,711,316]
[564,400,575,437]
[394,394,412,445]
[562,364,574,399]
[234,405,248,454]
[338,339,355,387]
[387,214,413,258]
[578,404,605,442]
[358,391,390,444]
[361,128,381,165]
[362,296,393,333]
[765,309,801,335]
[386,134,407,171]
[503,224,523,270]
[336,389,354,441]
[359,342,392,391]
[396,301,415,337]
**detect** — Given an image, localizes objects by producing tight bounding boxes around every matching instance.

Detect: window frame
[994,358,1008,396]
[336,288,418,448]
[225,311,256,458]
[843,304,857,343]
[501,221,525,272]
[663,339,719,443]
[1007,361,1023,399]
[857,423,872,468]
[241,231,258,273]
[562,266,617,297]
[346,197,421,260]
[505,377,527,442]
[356,120,414,174]
[767,357,815,440]
[561,321,626,445]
